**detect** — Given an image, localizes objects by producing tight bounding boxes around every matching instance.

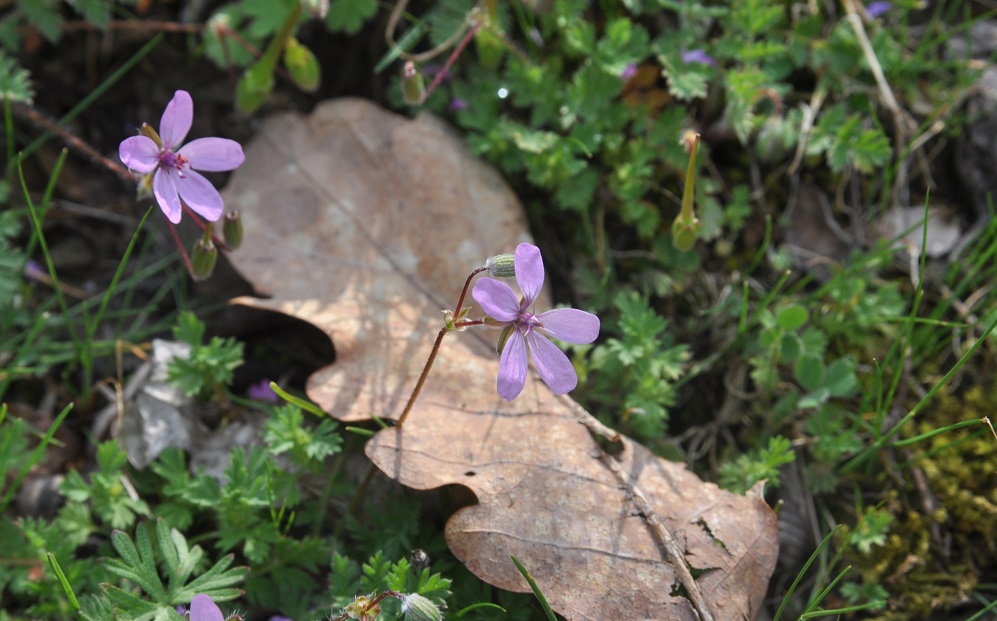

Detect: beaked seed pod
[401,61,426,106]
[191,238,218,281]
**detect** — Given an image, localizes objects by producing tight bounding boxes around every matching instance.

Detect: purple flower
[247,378,279,403]
[448,98,468,112]
[620,63,638,81]
[472,243,600,401]
[119,90,244,224]
[866,1,891,18]
[189,595,223,621]
[681,49,717,67]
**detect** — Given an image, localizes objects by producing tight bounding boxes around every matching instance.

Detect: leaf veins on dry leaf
[223,98,778,621]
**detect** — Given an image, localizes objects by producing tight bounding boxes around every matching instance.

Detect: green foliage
[60,441,151,530]
[166,311,244,400]
[80,519,247,621]
[0,210,26,309]
[326,0,378,34]
[263,403,343,468]
[719,435,795,493]
[0,51,34,103]
[589,291,689,439]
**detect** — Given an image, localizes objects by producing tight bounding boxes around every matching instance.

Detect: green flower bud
[191,238,218,281]
[400,593,442,621]
[485,253,516,278]
[140,122,162,148]
[223,211,244,249]
[284,37,321,93]
[401,61,426,106]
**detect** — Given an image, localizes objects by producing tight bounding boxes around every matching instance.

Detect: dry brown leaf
[224,98,778,621]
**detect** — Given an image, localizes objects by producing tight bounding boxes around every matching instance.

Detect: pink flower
[472,243,600,401]
[119,90,244,224]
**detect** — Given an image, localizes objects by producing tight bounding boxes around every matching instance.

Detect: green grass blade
[47,552,81,612]
[510,555,557,621]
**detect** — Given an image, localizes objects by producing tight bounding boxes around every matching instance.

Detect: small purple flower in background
[448,98,468,112]
[247,378,279,403]
[472,243,600,401]
[620,63,638,81]
[119,90,244,224]
[188,595,223,621]
[866,1,891,18]
[681,49,717,67]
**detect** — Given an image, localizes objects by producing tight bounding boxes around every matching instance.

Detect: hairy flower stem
[166,220,195,276]
[396,267,487,427]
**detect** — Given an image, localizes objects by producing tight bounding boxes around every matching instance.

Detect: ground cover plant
[2,0,997,620]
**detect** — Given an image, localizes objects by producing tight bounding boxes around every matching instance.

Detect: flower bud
[223,211,244,249]
[401,61,426,106]
[191,238,218,281]
[485,253,515,278]
[399,593,442,621]
[140,122,163,148]
[284,37,321,93]
[344,593,379,620]
[137,172,154,201]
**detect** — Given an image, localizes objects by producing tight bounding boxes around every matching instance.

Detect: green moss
[838,384,996,619]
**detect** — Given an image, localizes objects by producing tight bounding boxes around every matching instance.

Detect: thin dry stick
[564,399,715,621]
[841,0,923,203]
[12,102,135,184]
[385,0,471,64]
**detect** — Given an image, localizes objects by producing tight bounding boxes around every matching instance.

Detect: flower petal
[180,137,245,172]
[514,243,544,306]
[190,595,224,621]
[472,277,520,323]
[153,169,182,223]
[118,136,160,173]
[497,329,528,401]
[159,90,193,150]
[538,308,600,344]
[176,169,225,222]
[526,331,578,395]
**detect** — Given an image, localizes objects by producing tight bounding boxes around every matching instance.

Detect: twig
[11,102,135,184]
[562,398,714,620]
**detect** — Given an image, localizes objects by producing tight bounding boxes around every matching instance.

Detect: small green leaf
[777,304,809,331]
[325,0,377,34]
[795,353,825,392]
[236,61,276,114]
[824,357,858,397]
[778,332,803,363]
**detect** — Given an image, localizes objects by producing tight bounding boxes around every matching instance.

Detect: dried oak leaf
[224,98,778,621]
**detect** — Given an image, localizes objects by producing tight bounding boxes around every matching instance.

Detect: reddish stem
[421,20,483,103]
[396,266,487,427]
[166,220,195,276]
[180,203,231,251]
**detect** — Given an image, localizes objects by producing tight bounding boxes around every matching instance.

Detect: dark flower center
[158,150,189,175]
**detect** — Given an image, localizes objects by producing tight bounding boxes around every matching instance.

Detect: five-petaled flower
[472,243,600,401]
[119,90,244,224]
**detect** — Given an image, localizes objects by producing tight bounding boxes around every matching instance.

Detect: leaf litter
[222,98,779,621]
